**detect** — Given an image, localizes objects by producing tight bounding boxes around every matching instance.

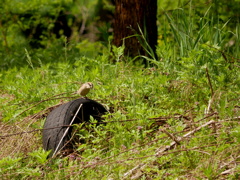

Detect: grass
[1,4,240,180]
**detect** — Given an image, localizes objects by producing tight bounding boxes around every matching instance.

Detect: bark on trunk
[113,0,157,58]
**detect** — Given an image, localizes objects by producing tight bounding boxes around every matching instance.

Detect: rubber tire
[42,98,107,157]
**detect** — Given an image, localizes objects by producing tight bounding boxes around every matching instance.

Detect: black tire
[42,98,107,157]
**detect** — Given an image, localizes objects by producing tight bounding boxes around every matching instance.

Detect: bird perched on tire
[77,82,93,98]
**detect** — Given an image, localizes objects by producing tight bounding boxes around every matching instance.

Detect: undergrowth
[0,3,240,180]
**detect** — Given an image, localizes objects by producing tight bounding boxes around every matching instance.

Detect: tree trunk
[113,0,157,59]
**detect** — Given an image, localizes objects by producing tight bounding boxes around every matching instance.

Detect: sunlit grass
[0,4,239,179]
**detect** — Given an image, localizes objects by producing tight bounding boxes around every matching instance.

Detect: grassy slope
[0,51,239,179]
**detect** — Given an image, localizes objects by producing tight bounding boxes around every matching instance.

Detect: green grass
[1,4,240,180]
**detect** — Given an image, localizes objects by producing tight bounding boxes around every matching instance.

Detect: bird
[77,82,93,98]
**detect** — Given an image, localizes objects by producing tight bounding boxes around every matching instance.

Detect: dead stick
[160,129,181,145]
[12,91,75,118]
[123,163,145,178]
[52,103,83,157]
[206,67,214,97]
[0,125,72,138]
[156,120,215,156]
[123,120,215,178]
[195,112,217,123]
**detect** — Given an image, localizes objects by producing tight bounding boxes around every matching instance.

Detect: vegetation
[0,0,239,179]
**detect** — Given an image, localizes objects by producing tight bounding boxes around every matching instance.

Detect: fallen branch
[195,112,217,123]
[52,103,83,157]
[123,163,145,178]
[123,120,215,178]
[219,116,240,121]
[0,125,71,138]
[11,92,75,121]
[206,67,214,97]
[156,120,215,156]
[160,128,181,145]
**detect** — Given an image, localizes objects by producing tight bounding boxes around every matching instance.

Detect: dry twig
[123,120,215,178]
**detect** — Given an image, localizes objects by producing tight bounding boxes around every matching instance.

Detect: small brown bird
[77,82,93,97]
